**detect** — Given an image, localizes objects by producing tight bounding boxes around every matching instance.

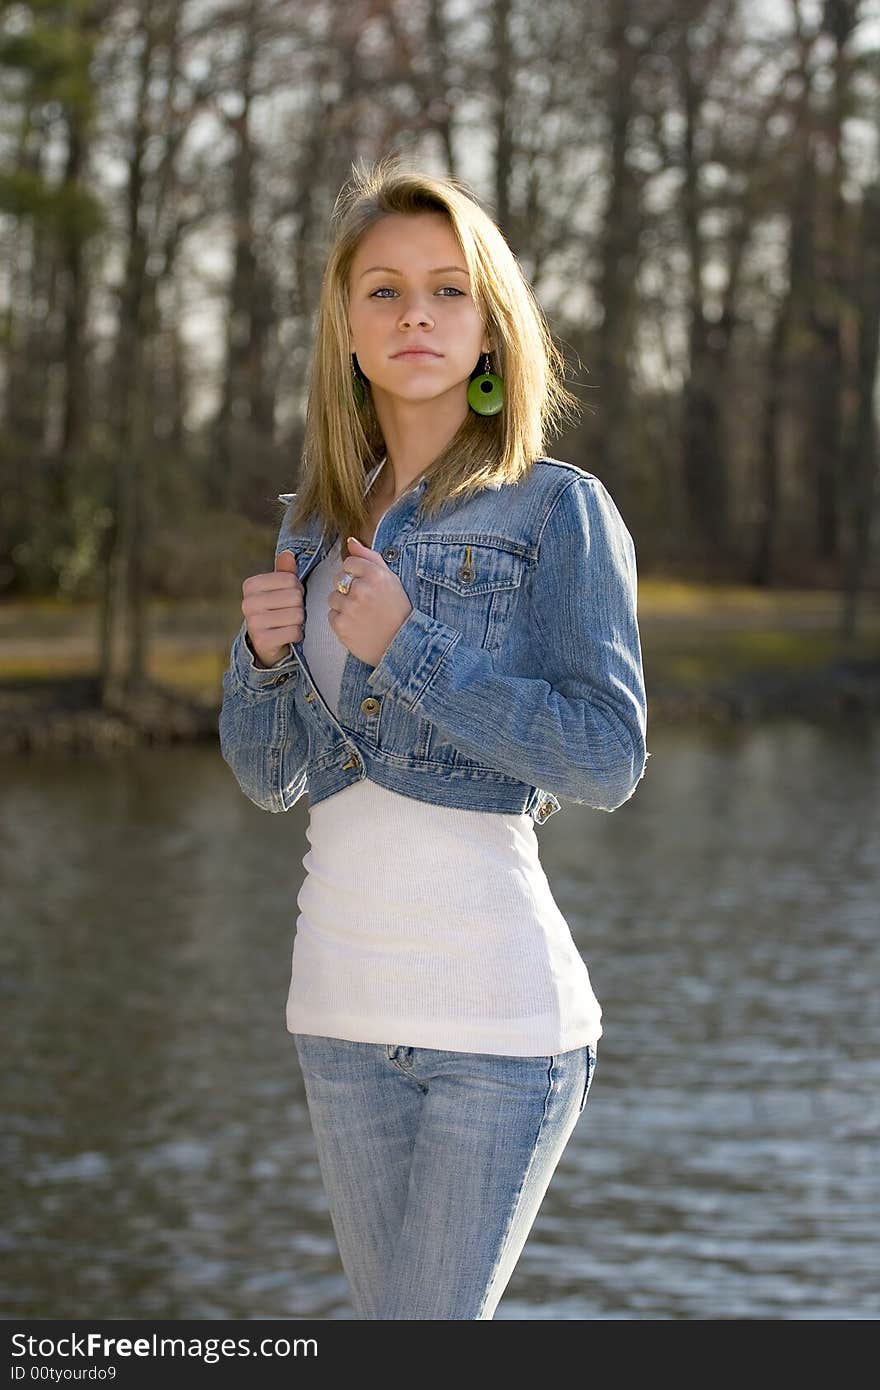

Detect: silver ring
[336,572,354,595]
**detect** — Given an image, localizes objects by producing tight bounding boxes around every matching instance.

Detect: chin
[374,380,462,404]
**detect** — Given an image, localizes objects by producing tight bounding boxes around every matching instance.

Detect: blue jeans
[292,1034,598,1319]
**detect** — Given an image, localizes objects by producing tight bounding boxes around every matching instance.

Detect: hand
[241,549,305,667]
[328,536,413,667]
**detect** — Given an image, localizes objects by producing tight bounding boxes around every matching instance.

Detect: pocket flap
[415,538,528,595]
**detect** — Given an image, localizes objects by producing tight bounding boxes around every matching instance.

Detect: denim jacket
[218,455,649,827]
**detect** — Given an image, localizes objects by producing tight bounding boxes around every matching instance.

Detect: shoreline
[2,657,879,755]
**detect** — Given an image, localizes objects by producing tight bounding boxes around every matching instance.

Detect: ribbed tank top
[284,463,603,1056]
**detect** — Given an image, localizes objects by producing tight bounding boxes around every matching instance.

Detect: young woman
[219,154,649,1320]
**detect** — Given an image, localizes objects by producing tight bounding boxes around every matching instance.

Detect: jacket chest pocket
[414,536,529,659]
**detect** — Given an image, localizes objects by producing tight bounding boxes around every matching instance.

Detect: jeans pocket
[578,1044,598,1114]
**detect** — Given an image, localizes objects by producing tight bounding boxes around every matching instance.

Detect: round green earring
[352,354,365,408]
[467,352,504,415]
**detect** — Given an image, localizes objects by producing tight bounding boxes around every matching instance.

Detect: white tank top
[284,472,603,1056]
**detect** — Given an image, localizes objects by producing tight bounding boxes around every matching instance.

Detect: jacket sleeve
[366,474,649,812]
[218,616,310,813]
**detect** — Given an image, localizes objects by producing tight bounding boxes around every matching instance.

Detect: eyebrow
[358,265,470,279]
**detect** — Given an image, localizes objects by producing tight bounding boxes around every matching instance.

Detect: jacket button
[360,697,380,715]
[383,547,398,561]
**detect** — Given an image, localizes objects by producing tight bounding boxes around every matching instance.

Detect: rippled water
[1,717,878,1319]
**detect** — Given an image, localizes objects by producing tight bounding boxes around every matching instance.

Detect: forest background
[1,0,878,747]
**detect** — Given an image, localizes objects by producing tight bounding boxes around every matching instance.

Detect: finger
[335,561,377,594]
[346,537,382,563]
[336,555,372,575]
[243,599,304,625]
[243,572,303,596]
[243,587,303,613]
[247,619,303,646]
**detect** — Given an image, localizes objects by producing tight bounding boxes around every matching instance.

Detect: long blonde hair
[282,152,581,547]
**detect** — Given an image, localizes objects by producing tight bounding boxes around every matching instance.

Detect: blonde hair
[282,151,581,548]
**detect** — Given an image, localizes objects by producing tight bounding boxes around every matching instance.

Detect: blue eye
[369,286,464,298]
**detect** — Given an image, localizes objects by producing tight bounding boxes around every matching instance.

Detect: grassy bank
[1,583,878,753]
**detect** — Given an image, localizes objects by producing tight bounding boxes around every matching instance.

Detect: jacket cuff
[367,607,460,706]
[231,620,297,690]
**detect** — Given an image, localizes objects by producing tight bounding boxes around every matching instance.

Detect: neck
[370,386,469,500]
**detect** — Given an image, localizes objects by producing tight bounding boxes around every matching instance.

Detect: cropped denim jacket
[218,455,649,827]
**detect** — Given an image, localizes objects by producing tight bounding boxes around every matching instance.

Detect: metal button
[360,697,380,715]
[341,755,361,770]
[304,691,317,702]
[383,546,399,561]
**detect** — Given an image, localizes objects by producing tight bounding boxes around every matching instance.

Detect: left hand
[328,536,414,667]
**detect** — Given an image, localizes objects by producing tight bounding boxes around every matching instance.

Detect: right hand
[242,550,305,667]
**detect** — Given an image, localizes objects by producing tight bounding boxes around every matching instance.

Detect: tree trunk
[840,178,880,640]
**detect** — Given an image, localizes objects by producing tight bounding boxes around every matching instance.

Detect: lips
[392,348,441,358]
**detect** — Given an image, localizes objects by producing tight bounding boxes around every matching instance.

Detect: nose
[397,292,434,330]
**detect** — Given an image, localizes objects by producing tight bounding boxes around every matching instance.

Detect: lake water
[2,717,878,1319]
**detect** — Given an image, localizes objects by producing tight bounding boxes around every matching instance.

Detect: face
[347,211,491,407]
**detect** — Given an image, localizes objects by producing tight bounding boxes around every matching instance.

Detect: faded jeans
[292,1033,598,1319]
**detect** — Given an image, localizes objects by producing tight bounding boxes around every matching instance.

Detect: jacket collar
[278,454,393,508]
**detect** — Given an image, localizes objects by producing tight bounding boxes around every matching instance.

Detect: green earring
[352,354,365,408]
[467,352,504,415]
